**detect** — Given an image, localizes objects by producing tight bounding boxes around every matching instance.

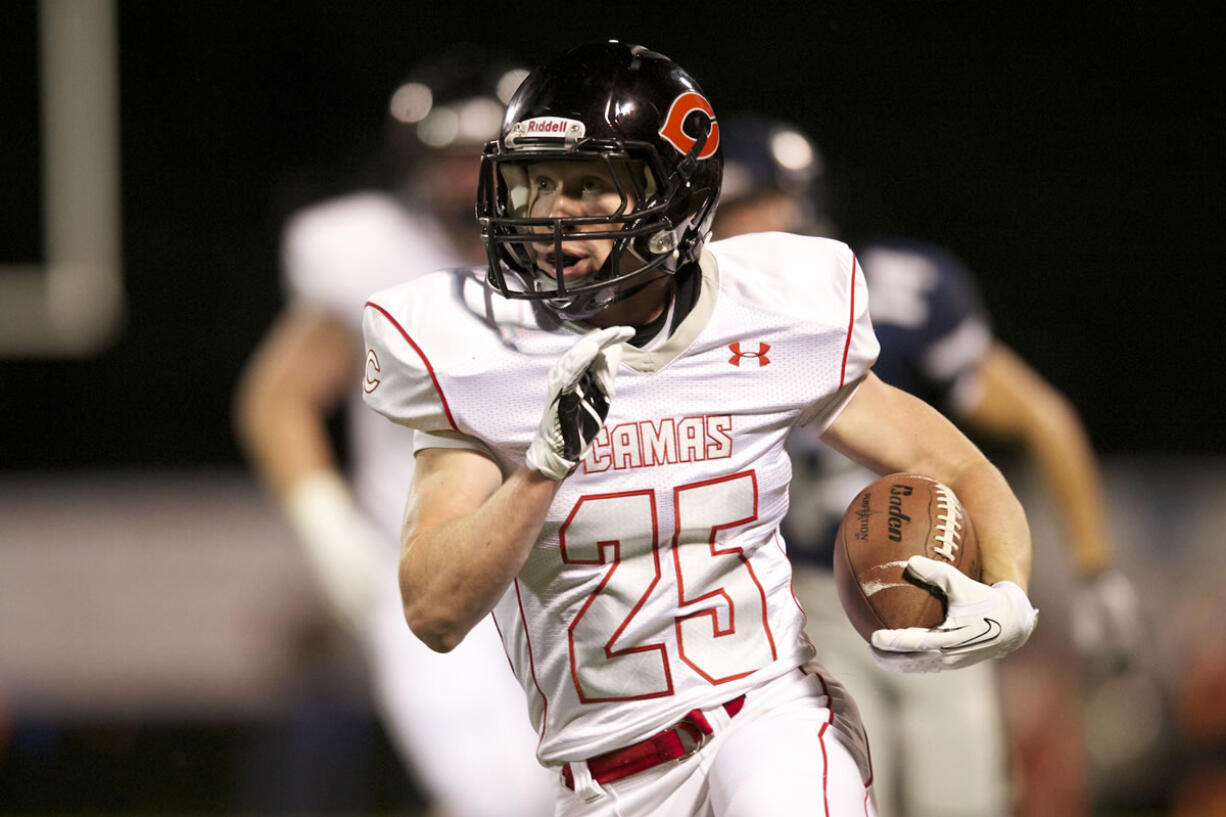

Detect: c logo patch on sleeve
[364,348,381,393]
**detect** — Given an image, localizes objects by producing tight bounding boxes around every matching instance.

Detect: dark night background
[2,4,1223,815]
[2,0,1223,468]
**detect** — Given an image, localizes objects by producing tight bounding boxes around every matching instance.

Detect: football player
[362,42,1038,815]
[232,47,556,817]
[713,113,1142,817]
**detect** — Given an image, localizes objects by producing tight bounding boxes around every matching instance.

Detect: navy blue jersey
[783,237,993,568]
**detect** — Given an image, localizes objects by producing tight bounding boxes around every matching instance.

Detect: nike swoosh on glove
[870,555,1039,673]
[525,325,634,481]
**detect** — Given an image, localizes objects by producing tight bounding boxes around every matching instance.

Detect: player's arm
[960,341,1141,669]
[234,306,355,494]
[821,372,1038,672]
[233,305,384,630]
[398,324,634,652]
[821,371,1032,590]
[398,448,559,652]
[960,341,1108,574]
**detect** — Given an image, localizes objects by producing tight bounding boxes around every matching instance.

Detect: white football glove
[870,555,1039,673]
[1070,568,1143,675]
[525,325,633,481]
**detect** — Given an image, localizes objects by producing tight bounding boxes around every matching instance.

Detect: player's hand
[870,555,1039,673]
[1071,568,1143,675]
[525,325,633,480]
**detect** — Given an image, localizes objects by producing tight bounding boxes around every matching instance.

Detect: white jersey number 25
[558,471,778,702]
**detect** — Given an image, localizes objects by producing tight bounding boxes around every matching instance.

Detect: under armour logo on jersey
[728,342,770,367]
[364,348,381,393]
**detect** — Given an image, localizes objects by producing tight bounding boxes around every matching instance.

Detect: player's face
[522,160,637,284]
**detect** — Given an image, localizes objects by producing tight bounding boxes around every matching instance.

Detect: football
[832,473,981,642]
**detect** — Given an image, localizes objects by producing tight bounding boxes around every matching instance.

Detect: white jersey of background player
[234,51,556,817]
[361,42,1038,817]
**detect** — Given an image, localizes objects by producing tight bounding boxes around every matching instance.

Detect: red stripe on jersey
[819,721,831,817]
[364,300,459,433]
[839,254,858,388]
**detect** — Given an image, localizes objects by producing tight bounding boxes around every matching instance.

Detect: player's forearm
[942,457,1032,591]
[891,387,1033,590]
[235,389,339,497]
[235,364,385,629]
[401,465,559,652]
[234,308,359,496]
[824,378,1034,590]
[965,344,1111,575]
[1018,395,1112,574]
[897,430,1033,589]
[233,337,345,498]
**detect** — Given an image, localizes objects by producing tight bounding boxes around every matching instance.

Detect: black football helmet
[477,42,722,320]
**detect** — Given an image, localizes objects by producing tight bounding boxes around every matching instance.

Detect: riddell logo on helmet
[525,118,569,133]
[659,91,720,160]
[507,117,586,147]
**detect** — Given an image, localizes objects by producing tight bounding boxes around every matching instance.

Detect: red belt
[562,695,746,789]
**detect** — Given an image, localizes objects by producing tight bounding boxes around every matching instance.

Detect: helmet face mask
[480,145,679,311]
[476,42,722,321]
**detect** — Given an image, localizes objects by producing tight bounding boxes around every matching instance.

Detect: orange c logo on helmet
[658,91,720,160]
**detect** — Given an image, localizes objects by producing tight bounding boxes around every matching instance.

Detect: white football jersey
[283,191,458,537]
[362,231,879,764]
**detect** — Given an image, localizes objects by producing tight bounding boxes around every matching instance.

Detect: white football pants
[555,667,876,817]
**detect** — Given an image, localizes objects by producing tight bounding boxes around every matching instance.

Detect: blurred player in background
[233,47,556,817]
[713,113,1143,817]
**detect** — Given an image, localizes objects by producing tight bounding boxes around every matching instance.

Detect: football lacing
[931,482,962,562]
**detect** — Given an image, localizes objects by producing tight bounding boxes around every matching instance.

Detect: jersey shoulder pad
[361,271,478,435]
[708,232,878,400]
[709,232,861,325]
